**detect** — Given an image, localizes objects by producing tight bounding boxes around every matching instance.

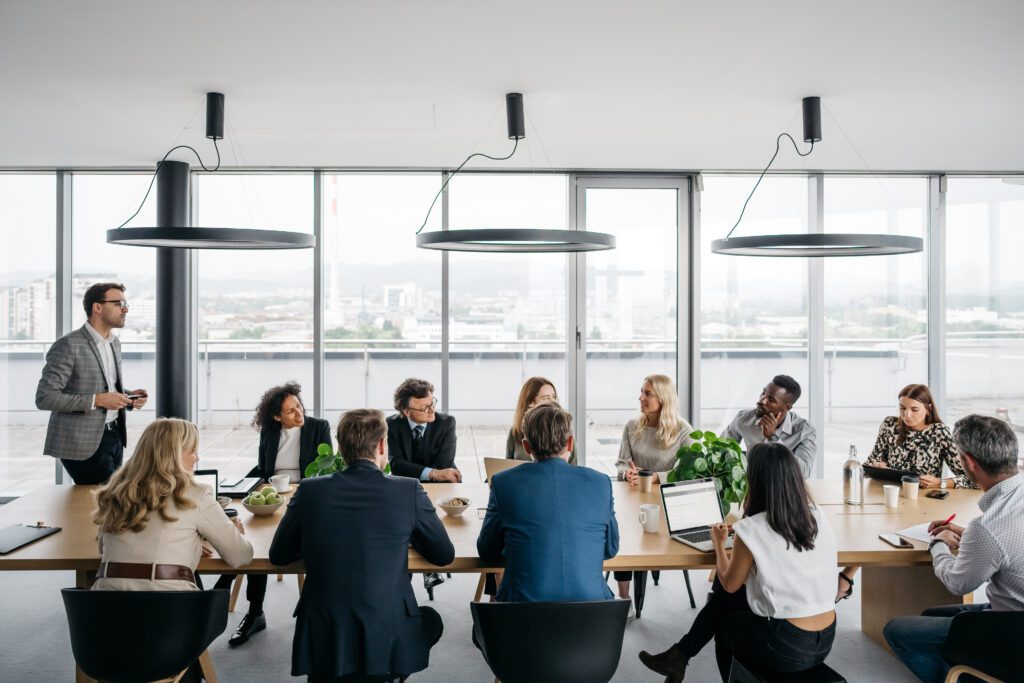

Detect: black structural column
[155,160,192,419]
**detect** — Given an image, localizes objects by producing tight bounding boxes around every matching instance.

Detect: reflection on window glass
[1,174,55,494]
[323,174,442,422]
[700,176,809,445]
[448,174,568,469]
[823,177,927,478]
[946,178,1024,456]
[72,173,158,462]
[585,186,678,474]
[195,173,314,474]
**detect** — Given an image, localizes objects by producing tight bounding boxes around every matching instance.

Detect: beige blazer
[92,482,254,591]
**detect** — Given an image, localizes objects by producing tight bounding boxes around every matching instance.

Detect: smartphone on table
[926,490,949,500]
[879,533,914,548]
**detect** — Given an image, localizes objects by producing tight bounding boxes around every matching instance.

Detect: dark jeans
[212,573,268,614]
[883,603,989,683]
[309,606,443,683]
[677,577,835,681]
[61,425,124,485]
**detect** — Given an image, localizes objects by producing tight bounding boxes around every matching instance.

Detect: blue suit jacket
[477,457,619,602]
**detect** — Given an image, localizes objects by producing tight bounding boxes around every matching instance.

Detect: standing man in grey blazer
[35,282,149,484]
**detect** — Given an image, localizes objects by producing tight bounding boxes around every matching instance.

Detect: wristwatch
[940,478,948,491]
[928,538,947,551]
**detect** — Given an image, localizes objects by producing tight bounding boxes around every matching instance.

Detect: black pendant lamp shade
[414,92,615,254]
[711,96,924,258]
[107,92,315,250]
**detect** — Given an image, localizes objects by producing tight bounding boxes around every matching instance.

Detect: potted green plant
[667,430,747,517]
[304,443,391,478]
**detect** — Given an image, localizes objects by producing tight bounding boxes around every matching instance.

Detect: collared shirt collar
[85,321,112,345]
[407,416,425,433]
[979,473,1021,512]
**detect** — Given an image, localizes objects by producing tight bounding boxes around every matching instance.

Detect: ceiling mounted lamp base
[107,227,316,249]
[417,229,615,253]
[711,233,923,257]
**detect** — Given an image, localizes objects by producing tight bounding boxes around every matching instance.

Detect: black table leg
[634,570,649,619]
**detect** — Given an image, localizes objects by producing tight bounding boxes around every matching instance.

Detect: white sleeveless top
[733,506,837,619]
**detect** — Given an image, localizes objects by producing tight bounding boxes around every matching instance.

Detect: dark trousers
[613,571,633,582]
[60,425,124,485]
[884,603,989,683]
[677,578,835,681]
[309,606,443,683]
[212,573,268,614]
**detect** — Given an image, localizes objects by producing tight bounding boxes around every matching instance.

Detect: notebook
[0,523,62,555]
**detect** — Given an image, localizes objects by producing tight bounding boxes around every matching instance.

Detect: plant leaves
[694,457,708,473]
[690,430,704,440]
[732,465,744,481]
[317,442,333,457]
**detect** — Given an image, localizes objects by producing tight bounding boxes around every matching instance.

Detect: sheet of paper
[896,522,933,544]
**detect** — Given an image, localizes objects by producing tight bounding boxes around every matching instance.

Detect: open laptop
[483,457,524,485]
[217,473,261,499]
[660,478,734,552]
[193,469,219,497]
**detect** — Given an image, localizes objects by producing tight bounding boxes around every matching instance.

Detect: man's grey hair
[952,414,1019,476]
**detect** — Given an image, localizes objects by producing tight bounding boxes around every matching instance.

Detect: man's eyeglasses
[407,397,438,414]
[102,299,129,310]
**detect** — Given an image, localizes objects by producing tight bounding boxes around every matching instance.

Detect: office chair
[62,587,229,682]
[471,599,629,683]
[727,656,846,683]
[941,610,1024,682]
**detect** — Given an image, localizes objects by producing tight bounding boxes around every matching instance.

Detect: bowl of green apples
[242,485,287,516]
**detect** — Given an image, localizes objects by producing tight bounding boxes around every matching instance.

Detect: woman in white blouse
[640,442,838,681]
[614,374,694,609]
[92,418,253,592]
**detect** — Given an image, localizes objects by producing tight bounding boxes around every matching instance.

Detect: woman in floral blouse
[836,383,975,602]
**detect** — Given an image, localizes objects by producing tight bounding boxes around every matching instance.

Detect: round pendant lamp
[106,92,314,250]
[712,97,923,258]
[414,93,615,254]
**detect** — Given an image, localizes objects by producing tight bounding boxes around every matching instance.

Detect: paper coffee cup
[883,484,900,508]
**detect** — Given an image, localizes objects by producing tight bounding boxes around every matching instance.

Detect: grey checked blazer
[35,325,127,460]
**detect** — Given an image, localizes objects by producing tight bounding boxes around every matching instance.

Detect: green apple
[260,485,277,497]
[248,494,266,506]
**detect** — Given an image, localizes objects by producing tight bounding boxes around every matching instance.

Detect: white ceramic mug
[270,473,291,492]
[638,503,660,533]
[883,484,900,508]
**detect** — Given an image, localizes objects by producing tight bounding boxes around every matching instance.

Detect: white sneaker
[623,598,636,620]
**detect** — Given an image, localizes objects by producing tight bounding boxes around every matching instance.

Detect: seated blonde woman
[92,418,253,591]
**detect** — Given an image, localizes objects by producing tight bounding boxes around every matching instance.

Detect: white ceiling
[2,0,1023,172]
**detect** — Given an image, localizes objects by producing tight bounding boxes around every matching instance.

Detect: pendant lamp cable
[113,140,221,230]
[724,133,813,240]
[415,137,519,235]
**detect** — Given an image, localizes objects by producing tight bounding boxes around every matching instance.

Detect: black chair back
[471,599,630,683]
[61,588,229,683]
[941,610,1024,682]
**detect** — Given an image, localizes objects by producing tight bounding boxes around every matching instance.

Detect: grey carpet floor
[0,568,918,682]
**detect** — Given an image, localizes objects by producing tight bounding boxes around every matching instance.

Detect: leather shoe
[639,645,688,681]
[228,612,266,647]
[423,572,445,590]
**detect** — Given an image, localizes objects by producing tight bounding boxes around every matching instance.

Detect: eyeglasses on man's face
[102,299,129,310]
[407,397,438,414]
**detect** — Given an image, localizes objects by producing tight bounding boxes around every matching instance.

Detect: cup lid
[900,474,920,482]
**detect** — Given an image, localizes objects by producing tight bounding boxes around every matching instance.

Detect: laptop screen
[661,479,723,533]
[193,469,218,498]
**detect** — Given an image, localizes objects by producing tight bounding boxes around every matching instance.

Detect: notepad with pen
[0,523,62,555]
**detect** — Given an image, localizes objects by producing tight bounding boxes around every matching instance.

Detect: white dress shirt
[85,322,118,424]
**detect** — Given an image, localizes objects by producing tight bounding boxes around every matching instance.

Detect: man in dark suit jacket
[386,378,460,483]
[270,408,455,682]
[478,402,619,602]
[34,283,148,484]
[217,382,334,647]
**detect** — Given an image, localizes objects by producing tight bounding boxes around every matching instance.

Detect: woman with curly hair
[92,417,253,592]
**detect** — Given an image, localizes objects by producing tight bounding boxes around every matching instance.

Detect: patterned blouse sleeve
[935,423,974,489]
[867,417,893,465]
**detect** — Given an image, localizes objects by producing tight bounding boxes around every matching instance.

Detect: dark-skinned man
[722,375,816,477]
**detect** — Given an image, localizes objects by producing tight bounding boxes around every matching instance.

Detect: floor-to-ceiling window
[194,173,314,473]
[946,178,1024,449]
[0,174,55,494]
[699,176,810,438]
[823,177,927,476]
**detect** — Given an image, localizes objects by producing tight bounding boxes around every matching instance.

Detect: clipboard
[0,523,62,555]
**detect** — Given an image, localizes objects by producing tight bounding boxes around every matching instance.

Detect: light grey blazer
[35,325,127,460]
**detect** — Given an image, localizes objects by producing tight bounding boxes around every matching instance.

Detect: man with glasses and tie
[387,378,459,592]
[35,283,148,484]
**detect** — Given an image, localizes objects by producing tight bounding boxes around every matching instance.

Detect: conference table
[0,477,982,679]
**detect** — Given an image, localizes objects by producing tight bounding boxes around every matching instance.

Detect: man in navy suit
[477,402,619,602]
[270,409,455,682]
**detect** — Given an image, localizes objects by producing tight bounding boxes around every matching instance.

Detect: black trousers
[61,425,124,485]
[308,606,443,683]
[677,577,835,681]
[212,573,268,614]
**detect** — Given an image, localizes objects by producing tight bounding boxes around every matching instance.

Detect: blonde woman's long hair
[93,418,199,535]
[631,374,686,449]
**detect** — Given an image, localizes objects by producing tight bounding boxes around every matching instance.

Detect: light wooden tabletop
[0,478,982,573]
